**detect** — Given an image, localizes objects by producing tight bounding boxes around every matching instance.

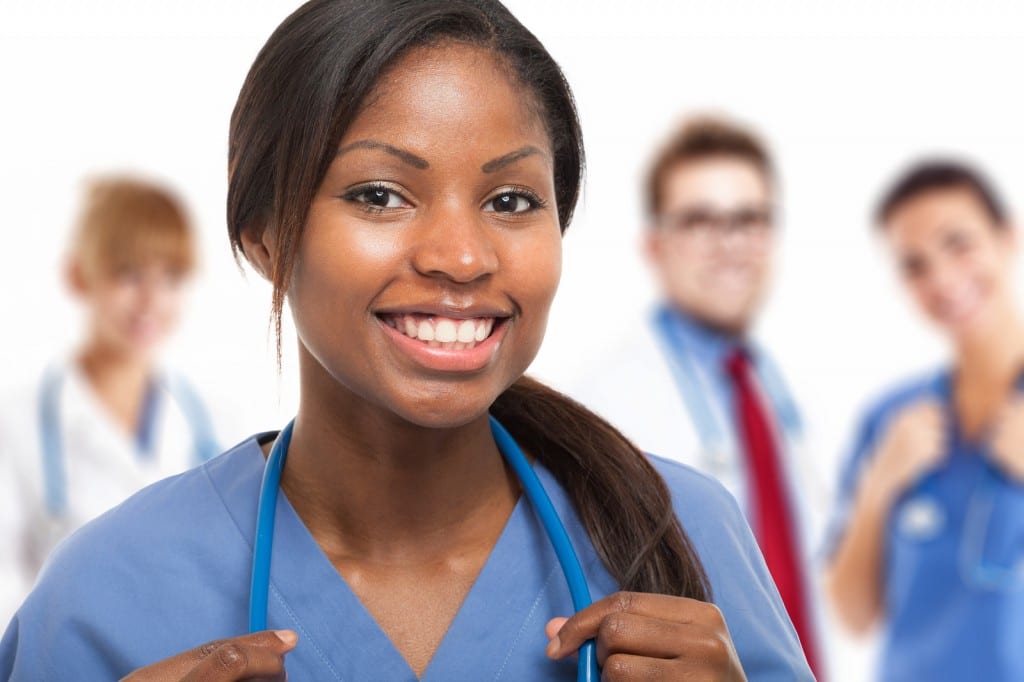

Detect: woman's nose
[410,205,499,283]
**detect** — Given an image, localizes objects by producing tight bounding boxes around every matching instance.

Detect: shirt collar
[656,304,749,370]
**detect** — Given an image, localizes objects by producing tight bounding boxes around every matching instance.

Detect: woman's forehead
[339,42,552,160]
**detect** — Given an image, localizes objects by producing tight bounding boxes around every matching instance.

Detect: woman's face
[287,43,562,428]
[884,186,1015,340]
[74,260,188,359]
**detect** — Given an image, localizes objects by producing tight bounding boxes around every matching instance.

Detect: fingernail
[546,636,561,658]
[274,629,298,646]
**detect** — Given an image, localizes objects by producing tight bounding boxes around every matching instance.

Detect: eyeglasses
[655,204,775,243]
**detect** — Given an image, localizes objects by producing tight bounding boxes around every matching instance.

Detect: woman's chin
[938,303,996,341]
[388,394,498,431]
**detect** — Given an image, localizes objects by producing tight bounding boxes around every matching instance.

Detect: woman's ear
[239,222,275,281]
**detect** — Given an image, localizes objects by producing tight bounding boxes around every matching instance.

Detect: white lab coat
[571,320,829,544]
[0,360,221,624]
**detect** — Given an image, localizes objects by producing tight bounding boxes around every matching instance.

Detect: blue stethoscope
[248,415,600,681]
[37,365,220,517]
[902,371,1024,591]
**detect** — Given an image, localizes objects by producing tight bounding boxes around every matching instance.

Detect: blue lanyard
[37,366,220,517]
[249,416,599,682]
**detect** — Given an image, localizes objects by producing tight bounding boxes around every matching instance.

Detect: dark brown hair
[228,0,709,600]
[875,159,1008,228]
[646,116,773,216]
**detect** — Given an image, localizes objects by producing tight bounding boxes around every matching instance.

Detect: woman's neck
[75,339,152,436]
[954,311,1024,383]
[950,308,1024,438]
[280,356,519,565]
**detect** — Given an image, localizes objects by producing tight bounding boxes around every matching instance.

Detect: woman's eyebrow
[482,145,545,173]
[336,140,429,169]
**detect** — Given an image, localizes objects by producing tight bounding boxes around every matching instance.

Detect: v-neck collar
[208,436,592,681]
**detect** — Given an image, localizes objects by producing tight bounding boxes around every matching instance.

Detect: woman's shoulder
[2,436,267,675]
[20,435,265,606]
[644,454,752,553]
[646,453,739,511]
[859,368,945,428]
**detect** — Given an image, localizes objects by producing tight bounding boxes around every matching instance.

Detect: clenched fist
[864,400,947,508]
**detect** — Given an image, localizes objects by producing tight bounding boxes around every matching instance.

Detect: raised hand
[546,592,745,680]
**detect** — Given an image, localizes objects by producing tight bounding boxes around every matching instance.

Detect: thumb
[545,617,569,645]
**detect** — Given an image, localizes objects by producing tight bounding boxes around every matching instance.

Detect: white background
[4,1,1024,678]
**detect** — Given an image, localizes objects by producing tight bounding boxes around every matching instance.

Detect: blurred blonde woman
[0,177,221,622]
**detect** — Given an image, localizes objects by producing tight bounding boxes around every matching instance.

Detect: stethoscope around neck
[249,415,599,681]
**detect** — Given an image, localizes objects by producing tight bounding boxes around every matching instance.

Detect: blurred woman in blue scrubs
[1,1,811,680]
[826,161,1024,680]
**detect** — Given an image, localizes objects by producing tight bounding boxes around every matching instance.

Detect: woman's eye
[486,192,536,214]
[346,186,407,209]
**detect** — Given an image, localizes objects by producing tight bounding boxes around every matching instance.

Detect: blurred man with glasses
[573,115,826,679]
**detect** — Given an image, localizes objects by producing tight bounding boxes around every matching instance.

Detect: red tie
[725,349,822,679]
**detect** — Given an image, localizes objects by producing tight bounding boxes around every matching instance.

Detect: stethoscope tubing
[249,416,599,682]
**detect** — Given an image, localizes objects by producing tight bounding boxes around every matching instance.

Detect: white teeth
[457,320,476,343]
[387,314,498,348]
[435,319,458,343]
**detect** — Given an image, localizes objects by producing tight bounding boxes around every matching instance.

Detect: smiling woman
[825,161,1024,680]
[0,1,811,680]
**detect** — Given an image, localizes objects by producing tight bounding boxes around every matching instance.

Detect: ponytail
[491,376,711,600]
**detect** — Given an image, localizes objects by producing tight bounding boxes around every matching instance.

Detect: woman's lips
[377,313,508,372]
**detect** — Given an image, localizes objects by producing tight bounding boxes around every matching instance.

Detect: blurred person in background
[572,116,827,679]
[825,161,1024,680]
[0,177,221,624]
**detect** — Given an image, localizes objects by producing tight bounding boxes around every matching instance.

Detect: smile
[379,313,498,350]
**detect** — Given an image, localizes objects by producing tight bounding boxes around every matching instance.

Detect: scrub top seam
[199,455,258,553]
[492,563,561,681]
[271,582,345,681]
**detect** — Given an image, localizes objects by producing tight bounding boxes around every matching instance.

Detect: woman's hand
[865,400,946,507]
[546,592,746,680]
[120,630,297,682]
[989,394,1024,482]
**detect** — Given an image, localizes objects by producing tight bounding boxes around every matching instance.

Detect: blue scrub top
[2,435,811,680]
[827,371,1024,681]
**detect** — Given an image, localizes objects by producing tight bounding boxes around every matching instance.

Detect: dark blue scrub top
[828,370,1024,681]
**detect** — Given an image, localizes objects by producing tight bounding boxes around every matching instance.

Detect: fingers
[600,653,669,680]
[179,637,290,682]
[547,592,721,659]
[592,614,725,665]
[121,631,297,682]
[873,399,948,497]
